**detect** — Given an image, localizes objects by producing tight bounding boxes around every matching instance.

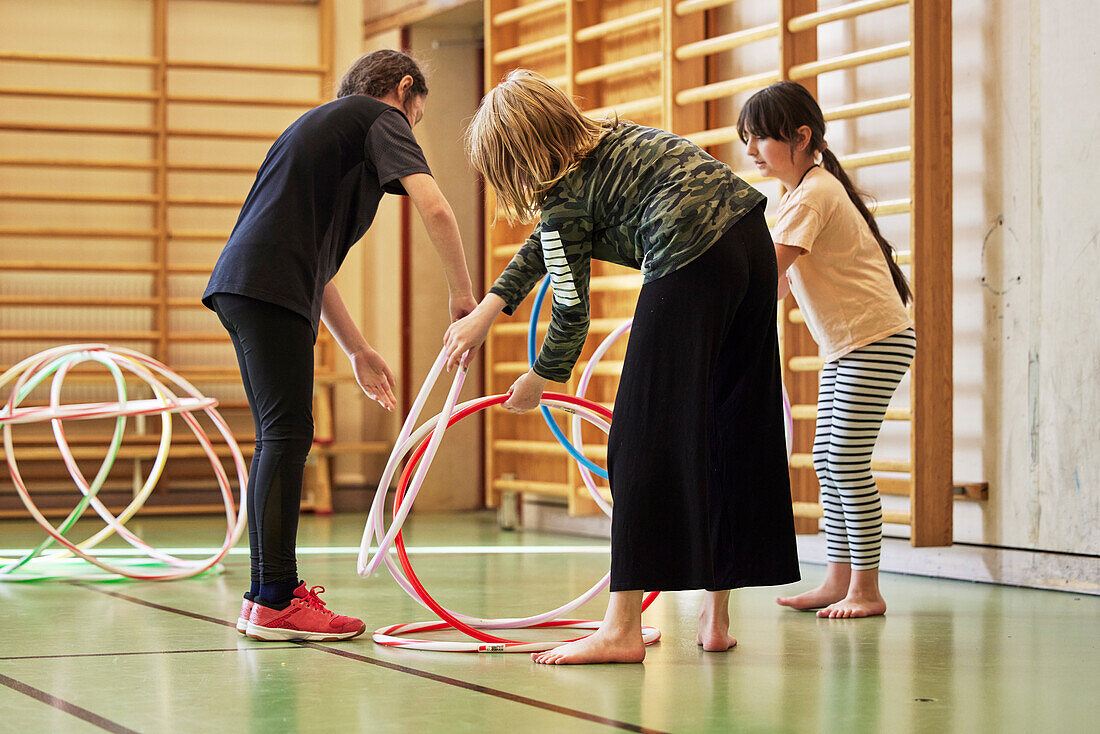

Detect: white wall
[954,0,1100,556]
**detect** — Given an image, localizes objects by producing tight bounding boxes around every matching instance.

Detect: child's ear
[796,125,813,152]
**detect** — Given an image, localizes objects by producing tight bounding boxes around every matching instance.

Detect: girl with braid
[738,81,915,619]
[444,70,799,665]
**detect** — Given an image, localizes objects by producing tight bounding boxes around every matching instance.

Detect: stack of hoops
[0,344,248,581]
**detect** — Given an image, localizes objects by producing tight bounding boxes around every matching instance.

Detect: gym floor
[1,513,1096,733]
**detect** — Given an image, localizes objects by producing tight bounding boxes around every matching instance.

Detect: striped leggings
[813,327,916,570]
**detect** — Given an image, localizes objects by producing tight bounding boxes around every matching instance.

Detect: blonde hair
[466,69,615,222]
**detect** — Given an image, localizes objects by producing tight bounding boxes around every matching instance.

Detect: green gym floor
[0,513,1096,734]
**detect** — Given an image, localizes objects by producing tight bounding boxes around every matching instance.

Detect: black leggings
[211,293,314,586]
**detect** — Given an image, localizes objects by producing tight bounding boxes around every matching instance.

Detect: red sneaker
[236,598,254,634]
[245,583,365,642]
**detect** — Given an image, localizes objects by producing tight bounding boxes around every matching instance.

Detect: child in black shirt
[204,50,476,641]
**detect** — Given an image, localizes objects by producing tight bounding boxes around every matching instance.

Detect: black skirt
[607,203,800,592]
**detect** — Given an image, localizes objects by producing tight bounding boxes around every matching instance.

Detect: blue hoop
[527,277,609,479]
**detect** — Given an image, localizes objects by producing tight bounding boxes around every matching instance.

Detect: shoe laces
[299,585,333,615]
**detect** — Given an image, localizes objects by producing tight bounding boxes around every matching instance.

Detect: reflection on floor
[1,512,1096,733]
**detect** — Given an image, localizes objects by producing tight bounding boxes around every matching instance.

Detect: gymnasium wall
[949,0,1099,558]
[778,0,1099,565]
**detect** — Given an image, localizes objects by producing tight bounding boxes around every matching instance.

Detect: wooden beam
[909,0,953,546]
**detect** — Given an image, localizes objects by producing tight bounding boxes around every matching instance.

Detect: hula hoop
[527,277,608,478]
[0,345,247,581]
[385,392,658,652]
[359,352,660,652]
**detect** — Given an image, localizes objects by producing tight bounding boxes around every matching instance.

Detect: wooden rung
[0,366,248,381]
[586,96,662,119]
[675,70,781,106]
[576,485,612,503]
[546,75,570,90]
[839,146,912,169]
[493,317,629,336]
[788,308,804,324]
[0,296,158,307]
[675,23,779,61]
[591,273,641,292]
[166,94,322,108]
[793,501,911,525]
[790,42,910,80]
[493,360,624,376]
[576,7,661,42]
[0,86,158,102]
[492,0,564,27]
[0,504,232,520]
[675,0,746,16]
[168,128,279,141]
[168,265,216,275]
[789,404,912,421]
[824,94,911,121]
[686,126,741,148]
[165,332,235,343]
[167,196,245,208]
[168,230,231,241]
[789,356,824,372]
[492,35,568,65]
[167,163,257,174]
[0,329,158,341]
[0,122,157,137]
[492,478,570,496]
[729,146,910,179]
[312,441,391,456]
[166,60,327,75]
[0,51,158,68]
[790,452,911,473]
[0,259,157,272]
[895,250,912,265]
[494,439,606,461]
[789,0,909,32]
[877,476,911,496]
[870,198,911,216]
[0,157,159,171]
[0,191,158,205]
[575,53,662,85]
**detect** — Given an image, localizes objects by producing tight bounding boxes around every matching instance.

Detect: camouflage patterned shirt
[489,123,765,383]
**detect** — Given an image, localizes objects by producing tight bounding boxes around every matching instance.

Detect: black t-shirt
[202,95,431,334]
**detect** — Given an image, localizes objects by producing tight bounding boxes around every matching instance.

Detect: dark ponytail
[738,81,911,306]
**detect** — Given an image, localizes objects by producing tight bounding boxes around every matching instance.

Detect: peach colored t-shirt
[772,166,912,363]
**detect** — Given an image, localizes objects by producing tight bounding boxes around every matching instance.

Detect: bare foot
[696,608,737,652]
[531,629,646,665]
[696,625,737,652]
[776,585,848,611]
[816,594,886,619]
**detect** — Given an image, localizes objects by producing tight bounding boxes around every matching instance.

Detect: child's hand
[502,370,548,413]
[350,347,397,412]
[443,309,492,371]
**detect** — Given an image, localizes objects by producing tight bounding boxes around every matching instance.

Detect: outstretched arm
[400,172,478,321]
[321,281,397,412]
